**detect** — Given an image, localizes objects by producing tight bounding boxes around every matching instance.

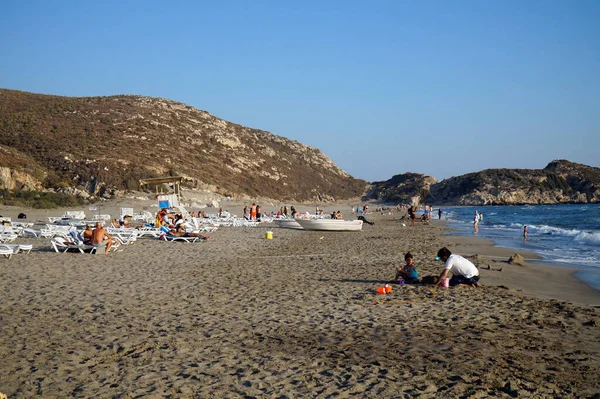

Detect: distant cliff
[366,173,436,205]
[0,89,367,202]
[367,160,600,205]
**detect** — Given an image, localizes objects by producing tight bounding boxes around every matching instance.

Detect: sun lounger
[135,227,162,238]
[159,233,201,243]
[50,237,97,254]
[0,247,12,258]
[0,233,18,243]
[106,228,138,245]
[0,244,33,254]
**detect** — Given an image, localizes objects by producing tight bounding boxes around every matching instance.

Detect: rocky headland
[368,160,600,205]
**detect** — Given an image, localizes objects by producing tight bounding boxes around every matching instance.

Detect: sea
[440,204,600,291]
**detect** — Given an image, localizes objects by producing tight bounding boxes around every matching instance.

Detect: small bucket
[441,278,450,288]
[265,231,273,240]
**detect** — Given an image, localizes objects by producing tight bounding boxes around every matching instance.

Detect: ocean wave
[530,224,600,246]
[542,257,600,267]
[575,231,600,245]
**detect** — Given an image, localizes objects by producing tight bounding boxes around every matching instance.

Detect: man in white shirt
[436,247,480,287]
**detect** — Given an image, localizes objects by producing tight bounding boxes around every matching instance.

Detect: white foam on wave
[530,224,600,246]
[546,258,600,266]
[575,231,600,245]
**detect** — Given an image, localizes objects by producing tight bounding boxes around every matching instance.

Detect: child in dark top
[395,252,419,283]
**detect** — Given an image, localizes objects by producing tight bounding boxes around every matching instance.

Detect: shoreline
[436,224,600,306]
[436,204,600,292]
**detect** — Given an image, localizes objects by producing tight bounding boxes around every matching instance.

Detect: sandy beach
[1,203,599,398]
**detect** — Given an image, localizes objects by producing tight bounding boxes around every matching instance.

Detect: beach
[1,203,600,398]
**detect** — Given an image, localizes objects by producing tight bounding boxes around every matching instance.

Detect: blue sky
[1,0,599,182]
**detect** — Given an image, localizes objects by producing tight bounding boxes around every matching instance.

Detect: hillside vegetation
[0,89,367,202]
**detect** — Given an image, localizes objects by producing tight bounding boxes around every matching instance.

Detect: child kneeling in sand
[394,252,419,284]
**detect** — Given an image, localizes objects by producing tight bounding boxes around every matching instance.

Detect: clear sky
[1,0,599,182]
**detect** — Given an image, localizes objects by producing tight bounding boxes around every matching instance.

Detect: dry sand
[1,204,600,398]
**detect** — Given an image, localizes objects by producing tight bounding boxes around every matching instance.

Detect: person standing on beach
[408,205,416,226]
[473,210,479,233]
[523,225,528,242]
[435,247,480,287]
[250,203,257,220]
[438,208,442,220]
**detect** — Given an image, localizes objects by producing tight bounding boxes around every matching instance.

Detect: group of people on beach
[80,222,116,254]
[155,208,210,240]
[243,203,262,221]
[404,204,444,226]
[393,247,480,288]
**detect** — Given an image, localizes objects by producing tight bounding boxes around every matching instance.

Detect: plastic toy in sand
[376,284,393,294]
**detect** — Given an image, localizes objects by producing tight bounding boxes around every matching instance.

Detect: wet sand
[1,204,599,398]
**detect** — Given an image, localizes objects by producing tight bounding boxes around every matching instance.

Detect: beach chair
[158,232,201,243]
[197,226,218,233]
[106,228,138,245]
[163,235,200,243]
[22,228,40,238]
[0,247,12,259]
[50,237,97,254]
[63,211,86,220]
[0,233,18,243]
[0,244,33,254]
[136,227,162,238]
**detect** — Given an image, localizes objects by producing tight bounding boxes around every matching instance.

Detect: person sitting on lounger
[169,224,210,240]
[92,222,114,254]
[82,224,93,245]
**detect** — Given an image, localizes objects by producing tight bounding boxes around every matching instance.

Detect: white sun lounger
[106,228,138,245]
[159,234,201,243]
[0,244,33,254]
[0,233,18,243]
[0,247,13,258]
[51,237,97,254]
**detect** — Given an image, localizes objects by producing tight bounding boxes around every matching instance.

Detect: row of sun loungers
[0,207,280,258]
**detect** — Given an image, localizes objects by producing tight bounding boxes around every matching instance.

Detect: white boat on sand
[275,219,304,230]
[295,219,363,232]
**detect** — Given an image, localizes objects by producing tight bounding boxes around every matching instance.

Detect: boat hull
[295,219,363,231]
[275,219,304,230]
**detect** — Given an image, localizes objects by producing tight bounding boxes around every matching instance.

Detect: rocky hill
[366,173,436,205]
[367,160,600,205]
[0,89,367,202]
